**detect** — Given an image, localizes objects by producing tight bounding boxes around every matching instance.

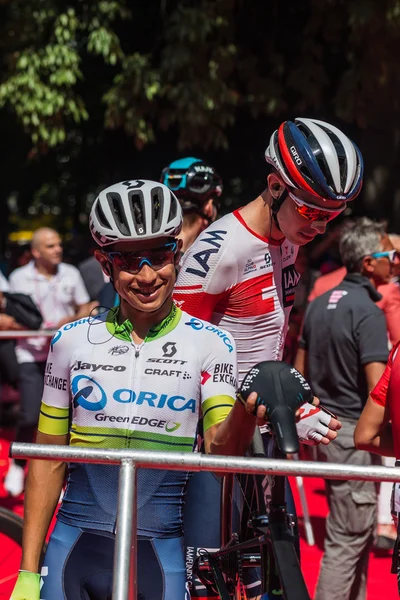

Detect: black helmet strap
[270,187,289,231]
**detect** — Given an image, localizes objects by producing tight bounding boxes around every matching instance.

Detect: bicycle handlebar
[238,361,313,455]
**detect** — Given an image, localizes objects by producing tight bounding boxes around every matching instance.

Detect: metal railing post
[113,460,137,600]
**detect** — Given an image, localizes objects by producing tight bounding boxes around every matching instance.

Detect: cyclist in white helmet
[173,117,363,599]
[10,179,265,600]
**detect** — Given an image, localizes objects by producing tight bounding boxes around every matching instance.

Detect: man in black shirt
[295,217,397,600]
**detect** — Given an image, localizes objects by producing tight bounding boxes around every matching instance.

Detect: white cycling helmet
[265,117,364,202]
[89,180,182,247]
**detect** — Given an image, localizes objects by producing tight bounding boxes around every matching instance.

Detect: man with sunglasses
[173,117,362,599]
[295,218,395,600]
[161,158,222,254]
[11,180,265,600]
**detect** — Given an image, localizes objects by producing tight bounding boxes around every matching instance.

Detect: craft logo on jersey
[243,258,257,275]
[144,367,192,379]
[327,289,348,310]
[185,318,234,353]
[162,341,177,358]
[185,230,227,278]
[282,264,300,307]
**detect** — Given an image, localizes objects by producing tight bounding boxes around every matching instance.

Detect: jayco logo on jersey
[71,374,196,412]
[185,230,227,278]
[185,318,234,353]
[72,361,126,372]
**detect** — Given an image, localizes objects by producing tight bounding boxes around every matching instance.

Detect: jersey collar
[106,303,182,342]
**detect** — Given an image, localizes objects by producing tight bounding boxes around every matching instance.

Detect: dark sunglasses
[102,241,178,274]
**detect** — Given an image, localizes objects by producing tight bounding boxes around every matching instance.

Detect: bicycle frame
[195,436,311,600]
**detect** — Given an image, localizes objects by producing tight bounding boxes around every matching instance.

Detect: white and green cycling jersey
[38,304,237,537]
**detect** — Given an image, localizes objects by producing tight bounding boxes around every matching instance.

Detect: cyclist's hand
[10,571,40,600]
[296,402,342,446]
[244,391,268,424]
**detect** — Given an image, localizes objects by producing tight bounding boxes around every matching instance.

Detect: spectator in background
[308,224,400,548]
[308,224,400,346]
[78,243,109,301]
[4,227,96,497]
[295,218,394,600]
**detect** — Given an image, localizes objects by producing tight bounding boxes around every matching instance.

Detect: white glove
[296,403,331,446]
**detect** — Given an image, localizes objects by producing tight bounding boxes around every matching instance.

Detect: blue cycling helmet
[161,157,223,213]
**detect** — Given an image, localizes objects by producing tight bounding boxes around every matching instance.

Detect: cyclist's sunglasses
[162,168,216,196]
[371,250,400,264]
[102,241,178,274]
[287,189,346,222]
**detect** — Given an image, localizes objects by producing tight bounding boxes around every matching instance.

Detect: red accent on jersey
[370,343,400,408]
[371,342,400,458]
[233,210,283,246]
[174,211,299,384]
[201,371,211,385]
[214,273,275,318]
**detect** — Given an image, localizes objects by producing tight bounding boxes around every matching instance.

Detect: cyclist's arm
[354,395,393,456]
[294,347,308,381]
[205,399,258,456]
[21,430,67,573]
[20,328,72,573]
[355,345,398,456]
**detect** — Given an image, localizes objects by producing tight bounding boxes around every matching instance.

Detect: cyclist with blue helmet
[161,158,223,253]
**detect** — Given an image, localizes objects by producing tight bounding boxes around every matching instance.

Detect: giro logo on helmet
[289,146,303,166]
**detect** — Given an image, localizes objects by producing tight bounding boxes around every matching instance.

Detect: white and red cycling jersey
[174,209,300,383]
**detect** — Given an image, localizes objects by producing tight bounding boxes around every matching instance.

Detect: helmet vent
[129,192,146,236]
[107,193,130,236]
[167,194,178,223]
[151,187,164,233]
[95,201,112,230]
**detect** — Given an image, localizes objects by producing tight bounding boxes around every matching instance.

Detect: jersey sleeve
[357,310,389,365]
[378,283,400,345]
[174,228,236,321]
[37,330,72,435]
[199,330,237,432]
[371,342,399,407]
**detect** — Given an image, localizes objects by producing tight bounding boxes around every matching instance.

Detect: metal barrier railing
[0,330,56,339]
[10,442,400,600]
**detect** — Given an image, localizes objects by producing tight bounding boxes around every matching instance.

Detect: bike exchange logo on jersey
[213,363,237,387]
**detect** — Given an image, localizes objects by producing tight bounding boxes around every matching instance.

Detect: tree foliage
[2,0,400,232]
